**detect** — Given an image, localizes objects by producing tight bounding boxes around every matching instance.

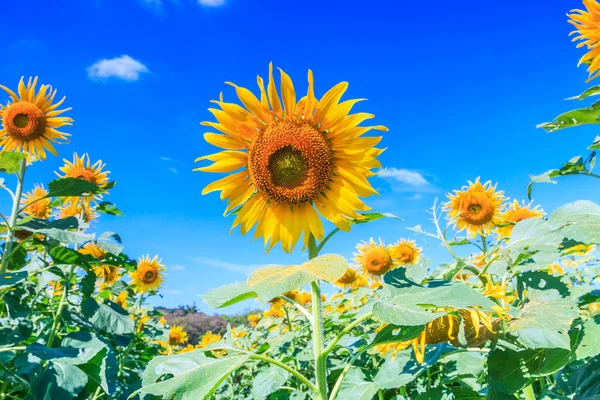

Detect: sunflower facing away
[354,238,397,282]
[195,63,387,252]
[168,325,189,346]
[79,242,107,259]
[0,77,72,159]
[496,200,544,237]
[56,153,110,203]
[569,0,600,81]
[93,265,120,288]
[333,267,359,290]
[390,239,421,266]
[444,178,505,239]
[22,184,51,219]
[129,255,166,293]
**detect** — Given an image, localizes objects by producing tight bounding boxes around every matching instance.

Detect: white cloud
[198,0,225,6]
[192,257,264,275]
[160,156,173,162]
[171,264,185,271]
[378,168,429,186]
[163,289,184,295]
[168,167,178,174]
[87,55,149,81]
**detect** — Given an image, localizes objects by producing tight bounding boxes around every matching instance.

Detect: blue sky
[2,0,599,312]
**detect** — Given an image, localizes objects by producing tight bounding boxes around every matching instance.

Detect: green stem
[47,265,75,347]
[322,312,372,357]
[309,234,327,400]
[481,235,487,254]
[0,161,27,275]
[281,295,313,324]
[329,352,361,400]
[316,228,340,254]
[523,384,536,400]
[283,304,293,331]
[378,390,385,400]
[90,386,103,400]
[0,346,25,353]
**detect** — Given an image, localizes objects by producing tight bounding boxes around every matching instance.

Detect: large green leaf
[0,271,28,290]
[366,324,424,350]
[373,347,442,389]
[136,352,250,400]
[96,201,123,216]
[0,318,32,347]
[509,289,578,350]
[548,200,600,244]
[46,178,102,197]
[373,282,497,326]
[39,360,88,400]
[247,254,348,302]
[556,356,600,398]
[576,317,600,360]
[506,218,562,254]
[537,99,600,132]
[202,281,257,309]
[252,366,289,400]
[337,368,379,400]
[81,298,134,335]
[0,152,25,174]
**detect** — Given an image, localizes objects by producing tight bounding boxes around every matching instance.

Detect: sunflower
[569,0,600,81]
[168,325,189,346]
[195,63,387,253]
[248,314,262,327]
[129,255,166,294]
[199,331,222,348]
[94,265,120,288]
[114,291,128,308]
[355,238,397,282]
[444,178,505,239]
[79,242,106,259]
[22,184,51,219]
[0,77,72,159]
[334,267,359,290]
[56,153,110,203]
[57,200,98,223]
[496,200,544,237]
[546,263,566,275]
[390,239,421,266]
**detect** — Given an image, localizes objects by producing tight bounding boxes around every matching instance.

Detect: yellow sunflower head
[569,0,600,81]
[195,63,387,253]
[333,267,359,290]
[0,77,72,159]
[168,325,189,346]
[390,239,421,266]
[546,263,566,275]
[199,331,221,348]
[56,153,110,203]
[496,200,544,237]
[129,255,166,294]
[93,265,120,288]
[79,242,107,259]
[22,184,51,219]
[248,314,262,327]
[354,238,397,282]
[114,291,128,308]
[57,200,98,223]
[444,178,505,239]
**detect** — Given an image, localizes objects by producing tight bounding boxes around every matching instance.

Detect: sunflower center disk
[4,102,46,140]
[460,193,495,225]
[364,249,393,276]
[142,270,156,283]
[249,121,333,205]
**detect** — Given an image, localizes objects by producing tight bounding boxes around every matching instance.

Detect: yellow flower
[129,255,166,294]
[195,63,387,253]
[355,238,397,282]
[93,265,120,288]
[334,267,359,290]
[444,178,505,239]
[232,328,249,339]
[56,153,110,204]
[569,0,600,81]
[562,243,594,256]
[0,77,72,159]
[159,316,167,325]
[496,200,544,237]
[79,242,106,259]
[484,281,515,304]
[296,291,312,306]
[390,239,421,266]
[546,263,565,275]
[57,201,98,223]
[22,184,51,219]
[179,344,196,353]
[168,325,188,345]
[137,315,151,332]
[264,302,286,318]
[248,314,262,327]
[114,291,128,308]
[199,331,222,348]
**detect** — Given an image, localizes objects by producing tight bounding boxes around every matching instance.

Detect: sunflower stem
[0,160,27,275]
[308,234,327,400]
[47,265,75,347]
[322,312,372,357]
[523,384,536,400]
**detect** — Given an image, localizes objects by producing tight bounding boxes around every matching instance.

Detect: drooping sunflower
[57,200,98,223]
[195,63,387,253]
[168,325,189,346]
[390,239,421,266]
[129,255,166,293]
[56,153,110,203]
[496,200,544,237]
[569,0,600,81]
[79,242,107,259]
[444,178,505,239]
[22,184,51,219]
[94,265,120,288]
[0,77,72,159]
[354,238,397,282]
[333,267,359,290]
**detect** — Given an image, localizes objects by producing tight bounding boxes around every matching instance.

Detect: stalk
[523,384,536,400]
[47,265,75,347]
[0,161,27,275]
[308,235,327,400]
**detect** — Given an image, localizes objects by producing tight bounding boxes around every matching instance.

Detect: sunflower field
[2,2,600,400]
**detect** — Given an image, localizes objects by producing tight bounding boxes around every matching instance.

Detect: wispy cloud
[163,289,184,295]
[198,0,225,6]
[87,55,149,81]
[377,168,439,194]
[160,156,174,162]
[171,264,185,271]
[168,167,178,174]
[192,257,264,275]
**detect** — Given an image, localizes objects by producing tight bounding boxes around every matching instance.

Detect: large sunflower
[390,239,421,266]
[496,200,544,237]
[195,63,387,252]
[354,238,397,282]
[0,77,72,159]
[569,0,600,81]
[168,325,189,346]
[22,184,51,219]
[56,153,110,203]
[129,255,166,293]
[444,178,505,239]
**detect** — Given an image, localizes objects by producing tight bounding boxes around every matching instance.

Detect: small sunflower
[79,242,107,259]
[22,184,51,219]
[199,331,222,348]
[354,238,397,282]
[390,239,421,266]
[94,265,120,288]
[168,325,189,346]
[496,200,544,237]
[333,267,359,290]
[569,0,600,81]
[56,153,110,203]
[248,314,262,327]
[114,291,128,308]
[444,178,505,239]
[196,63,387,253]
[129,255,166,293]
[0,77,72,159]
[57,200,98,223]
[546,263,566,275]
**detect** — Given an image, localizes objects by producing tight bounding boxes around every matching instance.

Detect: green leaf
[566,85,600,101]
[0,271,28,290]
[39,361,88,400]
[506,218,562,254]
[373,347,442,389]
[0,152,25,174]
[549,200,600,244]
[247,254,348,302]
[50,246,90,266]
[136,352,250,400]
[517,271,571,298]
[202,281,257,309]
[252,366,289,400]
[20,219,94,245]
[46,177,102,197]
[576,317,600,360]
[351,211,402,225]
[337,368,379,400]
[18,217,79,231]
[373,282,497,326]
[537,99,600,132]
[81,298,134,335]
[509,289,579,349]
[556,356,600,398]
[589,135,600,150]
[97,202,123,216]
[0,318,32,347]
[366,324,424,350]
